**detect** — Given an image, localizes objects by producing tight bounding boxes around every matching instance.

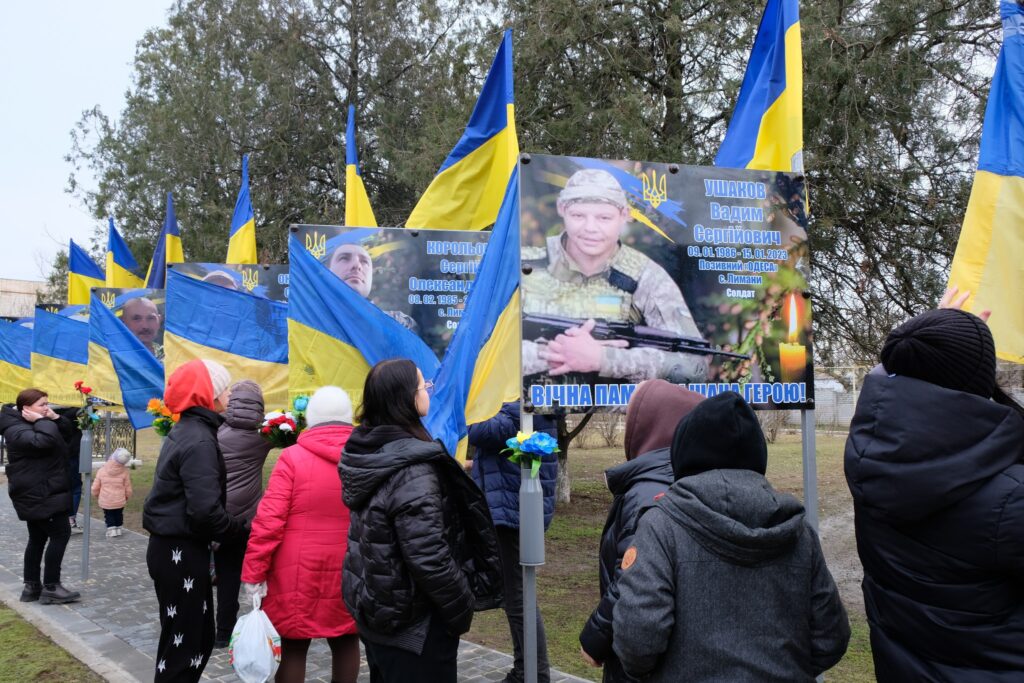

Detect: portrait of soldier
[121,296,164,360]
[325,240,417,332]
[521,168,708,384]
[200,270,238,290]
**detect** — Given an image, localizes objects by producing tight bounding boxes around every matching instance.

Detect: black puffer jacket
[579,448,673,681]
[143,407,247,541]
[0,406,72,521]
[846,374,1024,681]
[340,425,502,653]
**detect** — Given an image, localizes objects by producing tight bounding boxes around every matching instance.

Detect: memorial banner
[171,263,289,302]
[520,154,812,412]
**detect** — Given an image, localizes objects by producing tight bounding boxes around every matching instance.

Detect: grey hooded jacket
[217,381,273,522]
[612,469,850,682]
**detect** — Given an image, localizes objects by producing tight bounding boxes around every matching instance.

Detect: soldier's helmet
[557,169,629,210]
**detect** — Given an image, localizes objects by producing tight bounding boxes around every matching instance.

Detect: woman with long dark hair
[0,388,80,604]
[339,359,502,683]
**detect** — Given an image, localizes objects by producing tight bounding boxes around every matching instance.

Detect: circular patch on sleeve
[621,546,638,570]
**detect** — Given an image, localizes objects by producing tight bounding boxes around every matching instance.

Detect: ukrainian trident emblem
[241,268,259,292]
[305,231,326,259]
[642,169,668,209]
[100,291,116,308]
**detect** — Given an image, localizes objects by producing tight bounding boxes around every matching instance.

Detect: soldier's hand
[542,319,627,375]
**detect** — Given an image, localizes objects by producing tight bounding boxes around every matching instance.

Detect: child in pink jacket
[92,448,133,538]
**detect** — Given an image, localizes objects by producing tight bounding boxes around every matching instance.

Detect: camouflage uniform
[522,235,708,384]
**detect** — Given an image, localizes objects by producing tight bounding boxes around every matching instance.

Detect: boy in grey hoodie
[612,392,849,682]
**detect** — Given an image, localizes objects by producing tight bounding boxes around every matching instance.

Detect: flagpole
[519,406,542,683]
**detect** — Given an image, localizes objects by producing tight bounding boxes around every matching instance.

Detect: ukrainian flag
[164,269,288,408]
[145,193,184,288]
[0,319,33,404]
[227,154,258,264]
[287,234,439,408]
[345,105,378,228]
[714,0,803,172]
[89,291,164,428]
[424,171,521,458]
[31,307,90,406]
[68,239,105,306]
[106,218,146,288]
[406,29,517,230]
[949,1,1024,363]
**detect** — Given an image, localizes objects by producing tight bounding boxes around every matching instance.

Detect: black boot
[19,581,41,602]
[40,583,81,604]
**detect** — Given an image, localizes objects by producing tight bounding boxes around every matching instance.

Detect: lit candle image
[778,293,807,382]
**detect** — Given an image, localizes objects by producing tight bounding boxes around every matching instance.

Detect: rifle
[522,314,751,360]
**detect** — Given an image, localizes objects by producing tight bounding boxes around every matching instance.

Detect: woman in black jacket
[845,302,1024,681]
[339,358,502,683]
[0,388,80,604]
[142,359,247,683]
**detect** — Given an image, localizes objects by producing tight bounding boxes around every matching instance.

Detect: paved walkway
[0,485,588,683]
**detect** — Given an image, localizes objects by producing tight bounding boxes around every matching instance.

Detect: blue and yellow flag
[68,239,105,305]
[714,0,803,172]
[227,154,258,264]
[345,105,378,228]
[106,218,145,288]
[164,269,288,408]
[949,1,1024,363]
[287,234,439,408]
[0,319,33,404]
[31,307,89,406]
[146,193,185,288]
[89,291,164,428]
[424,171,521,458]
[406,29,518,230]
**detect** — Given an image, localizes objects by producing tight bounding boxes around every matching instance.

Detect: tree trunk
[554,412,595,505]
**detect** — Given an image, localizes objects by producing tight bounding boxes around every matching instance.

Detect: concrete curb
[0,561,152,683]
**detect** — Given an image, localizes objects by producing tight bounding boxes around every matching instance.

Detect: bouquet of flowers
[259,395,309,449]
[503,431,560,478]
[72,381,100,431]
[146,398,179,437]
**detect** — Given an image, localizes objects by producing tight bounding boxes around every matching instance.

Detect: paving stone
[0,485,590,682]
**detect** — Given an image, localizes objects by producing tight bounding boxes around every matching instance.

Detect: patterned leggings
[147,535,214,683]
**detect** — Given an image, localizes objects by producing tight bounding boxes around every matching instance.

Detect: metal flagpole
[519,408,544,683]
[802,405,824,682]
[80,427,93,580]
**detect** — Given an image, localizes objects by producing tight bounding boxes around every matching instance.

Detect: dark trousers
[102,508,124,528]
[67,454,82,517]
[497,526,550,683]
[363,616,459,683]
[213,530,249,639]
[147,535,214,683]
[24,515,71,585]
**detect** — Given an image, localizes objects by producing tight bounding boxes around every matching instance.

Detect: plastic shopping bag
[229,595,281,683]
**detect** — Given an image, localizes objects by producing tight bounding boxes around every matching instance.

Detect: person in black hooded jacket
[845,300,1024,682]
[0,388,81,604]
[578,380,704,682]
[612,392,850,682]
[339,358,502,683]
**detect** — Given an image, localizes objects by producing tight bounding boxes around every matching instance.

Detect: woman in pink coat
[241,386,358,683]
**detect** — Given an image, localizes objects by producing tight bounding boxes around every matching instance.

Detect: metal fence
[0,413,136,467]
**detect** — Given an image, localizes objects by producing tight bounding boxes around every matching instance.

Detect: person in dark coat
[845,305,1024,682]
[613,392,850,682]
[0,388,81,604]
[143,359,248,683]
[578,380,704,681]
[213,379,272,645]
[468,401,557,683]
[339,358,502,683]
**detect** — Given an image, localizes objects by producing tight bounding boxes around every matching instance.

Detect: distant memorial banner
[520,154,812,413]
[292,225,491,359]
[171,263,289,302]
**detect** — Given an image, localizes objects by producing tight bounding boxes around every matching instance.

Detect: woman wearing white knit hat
[242,386,360,683]
[143,359,249,683]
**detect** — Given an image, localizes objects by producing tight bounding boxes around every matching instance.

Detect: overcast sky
[0,3,171,282]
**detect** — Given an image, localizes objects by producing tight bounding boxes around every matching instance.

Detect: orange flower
[159,406,172,417]
[147,399,161,412]
[171,413,181,423]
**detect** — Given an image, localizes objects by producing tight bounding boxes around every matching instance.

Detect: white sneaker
[115,527,124,537]
[69,518,83,535]
[105,528,115,538]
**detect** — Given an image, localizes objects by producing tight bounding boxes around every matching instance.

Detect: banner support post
[800,407,818,532]
[519,407,543,683]
[80,428,93,580]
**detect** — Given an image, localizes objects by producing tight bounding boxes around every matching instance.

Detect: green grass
[0,603,103,682]
[113,430,872,681]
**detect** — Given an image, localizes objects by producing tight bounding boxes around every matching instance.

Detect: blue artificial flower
[293,395,309,412]
[505,436,521,451]
[521,432,558,455]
